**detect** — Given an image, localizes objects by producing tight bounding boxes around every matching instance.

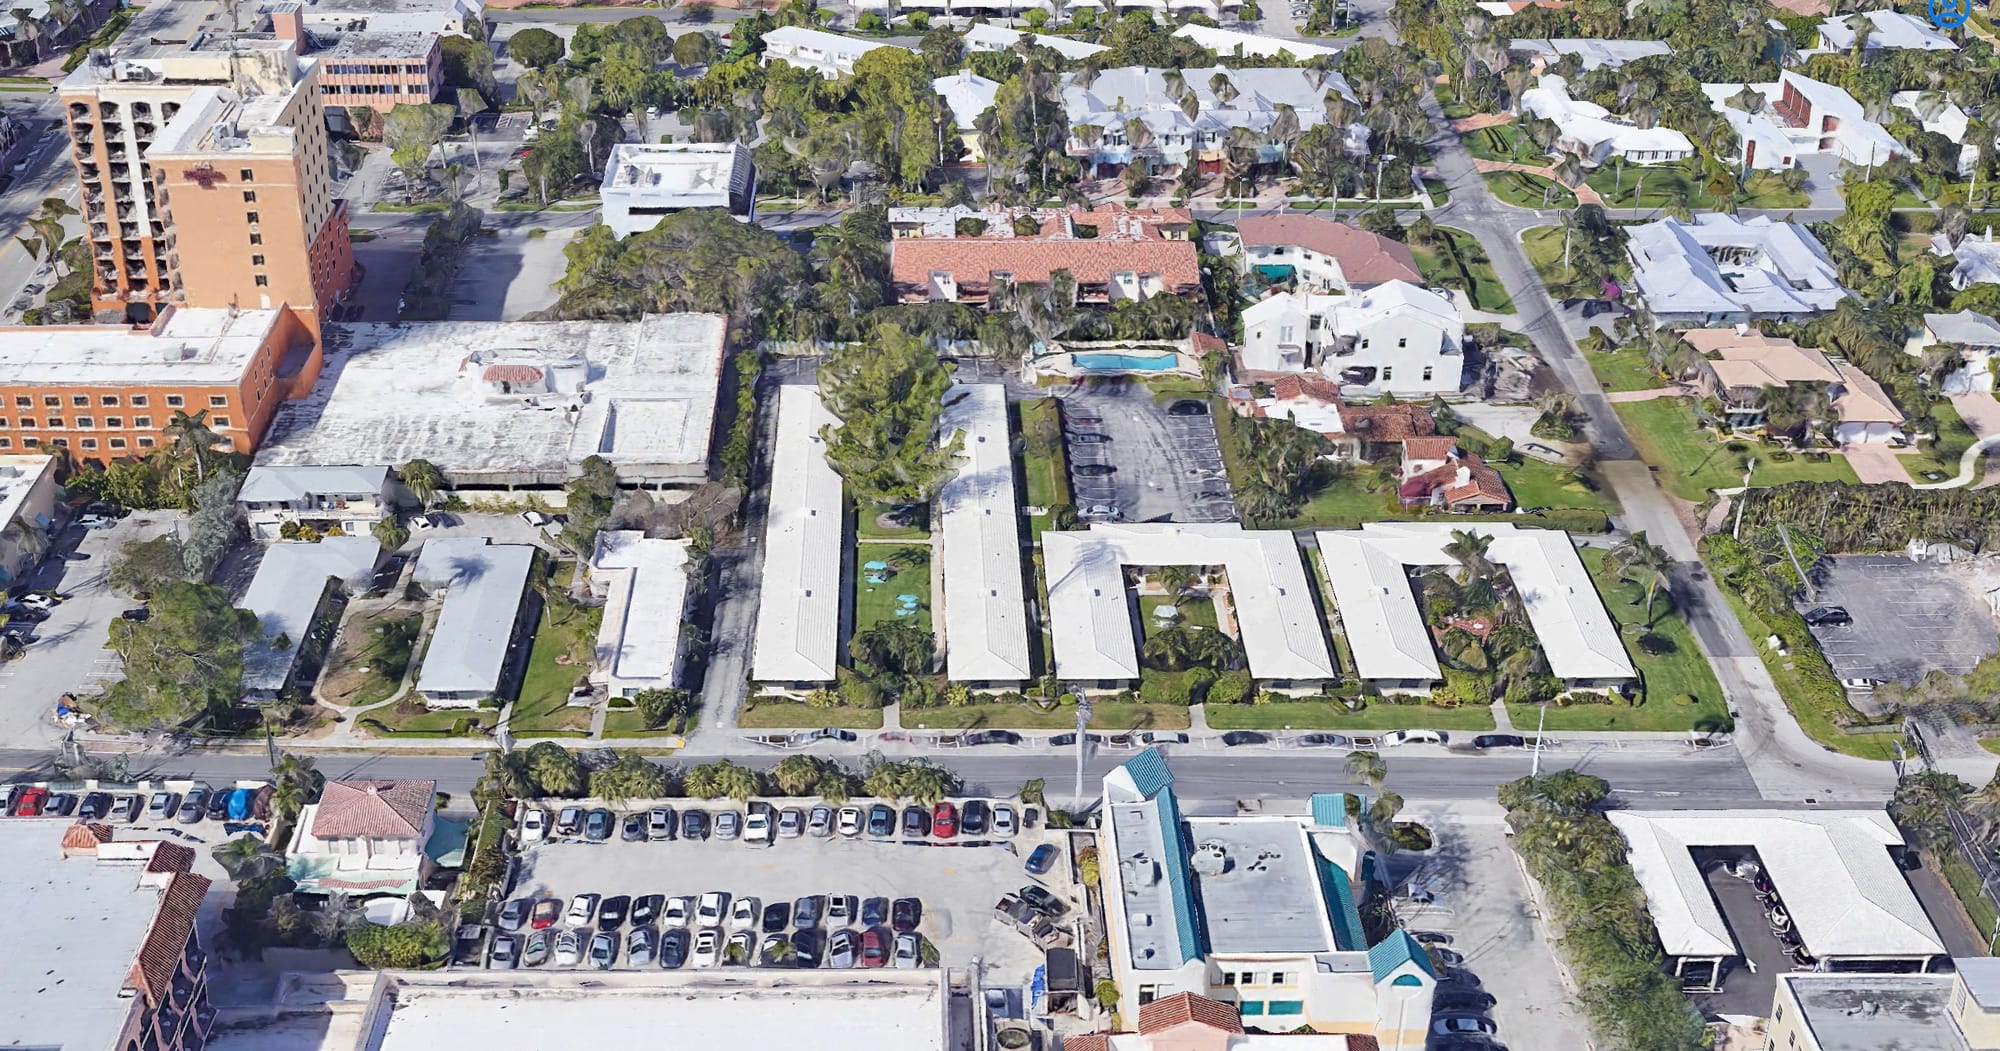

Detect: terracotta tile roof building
[1398,448,1512,512]
[888,205,1200,306]
[1139,992,1247,1034]
[311,779,436,839]
[1236,215,1423,291]
[1236,375,1438,464]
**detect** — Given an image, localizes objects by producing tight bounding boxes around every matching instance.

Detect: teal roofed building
[1098,750,1435,1048]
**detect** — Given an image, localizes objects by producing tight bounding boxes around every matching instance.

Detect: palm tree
[772,755,823,796]
[1158,565,1197,599]
[716,762,762,802]
[1345,750,1387,790]
[1607,531,1674,626]
[214,836,277,880]
[1441,529,1496,584]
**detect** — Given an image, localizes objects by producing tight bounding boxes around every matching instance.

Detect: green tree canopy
[818,324,963,507]
[98,581,259,729]
[508,26,564,68]
[384,103,456,188]
[346,919,448,969]
[110,535,191,596]
[538,208,810,322]
[589,751,671,803]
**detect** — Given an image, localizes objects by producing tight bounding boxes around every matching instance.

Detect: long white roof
[938,386,1031,683]
[961,23,1108,59]
[1314,522,1635,683]
[751,386,844,684]
[412,539,535,697]
[1609,810,1943,961]
[1628,214,1847,317]
[588,530,691,693]
[240,536,381,692]
[1170,23,1340,60]
[1043,523,1335,681]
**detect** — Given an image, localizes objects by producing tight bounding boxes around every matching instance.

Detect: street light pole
[1530,702,1548,777]
[1073,692,1093,811]
[1731,456,1757,540]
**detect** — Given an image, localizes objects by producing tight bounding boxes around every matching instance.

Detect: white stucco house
[1240,281,1466,396]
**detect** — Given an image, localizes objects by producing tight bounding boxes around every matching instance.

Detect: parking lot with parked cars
[493,798,1075,977]
[1057,381,1236,525]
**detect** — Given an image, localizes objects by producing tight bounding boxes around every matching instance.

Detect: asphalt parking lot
[1058,380,1236,524]
[1799,555,1999,685]
[505,799,1075,978]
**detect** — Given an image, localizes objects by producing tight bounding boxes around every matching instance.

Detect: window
[208,396,227,407]
[249,233,262,245]
[1398,337,1407,348]
[1421,367,1433,382]
[42,395,58,406]
[242,190,257,203]
[75,416,93,428]
[165,395,184,406]
[100,395,119,406]
[138,437,155,448]
[1270,972,1292,986]
[1382,367,1394,382]
[105,416,122,427]
[131,395,147,407]
[1136,986,1158,1006]
[11,397,25,408]
[110,438,126,449]
[254,275,268,287]
[71,394,88,406]
[1218,973,1237,986]
[1279,325,1295,343]
[1267,1001,1304,1016]
[239,168,253,181]
[0,439,9,449]
[134,416,151,428]
[251,254,265,266]
[211,416,230,427]
[16,418,32,429]
[19,437,35,447]
[80,438,97,450]
[1238,1002,1265,1017]
[245,211,260,224]
[46,418,63,429]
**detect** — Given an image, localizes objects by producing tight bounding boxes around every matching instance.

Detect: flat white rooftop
[0,454,55,532]
[752,386,845,684]
[1610,809,1943,961]
[412,538,534,697]
[0,306,284,385]
[240,536,381,692]
[589,530,691,693]
[0,822,174,1051]
[1043,523,1335,682]
[1315,522,1635,684]
[255,314,728,485]
[939,385,1031,683]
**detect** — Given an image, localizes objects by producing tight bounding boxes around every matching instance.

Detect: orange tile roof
[1137,992,1244,1035]
[1402,436,1460,461]
[1339,403,1438,443]
[146,841,196,874]
[1063,1036,1112,1051]
[1236,215,1423,286]
[127,871,210,1007]
[313,779,435,840]
[61,822,113,854]
[891,238,1201,299]
[1270,374,1345,404]
[1401,452,1512,508]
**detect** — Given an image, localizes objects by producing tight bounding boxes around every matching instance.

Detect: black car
[861,897,890,928]
[660,927,689,969]
[622,813,646,841]
[1433,988,1498,1012]
[598,895,631,931]
[78,792,110,821]
[631,894,664,926]
[1804,606,1852,627]
[1472,734,1526,749]
[120,607,149,622]
[901,805,929,837]
[1070,433,1110,444]
[1166,400,1209,416]
[963,730,1022,747]
[206,791,231,821]
[1019,885,1068,917]
[584,808,614,841]
[761,901,792,933]
[1074,464,1115,477]
[794,894,825,929]
[961,801,989,836]
[1025,844,1060,875]
[890,898,921,933]
[866,804,896,837]
[793,928,824,968]
[49,793,77,817]
[1221,731,1271,746]
[681,808,710,840]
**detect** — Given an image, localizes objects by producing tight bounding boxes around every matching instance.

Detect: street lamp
[1375,153,1397,202]
[1073,691,1094,811]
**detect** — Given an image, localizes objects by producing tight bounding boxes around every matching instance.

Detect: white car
[893,932,921,969]
[662,896,692,928]
[835,806,863,838]
[520,807,549,843]
[554,929,584,967]
[76,513,115,530]
[691,927,722,968]
[744,808,772,845]
[807,805,833,838]
[519,510,555,527]
[729,896,760,931]
[992,805,1018,838]
[1380,729,1446,747]
[566,894,600,927]
[15,593,58,612]
[696,891,728,926]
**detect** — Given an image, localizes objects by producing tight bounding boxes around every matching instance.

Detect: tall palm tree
[1345,750,1387,790]
[1158,564,1197,599]
[164,410,219,485]
[1607,531,1674,626]
[1441,529,1496,584]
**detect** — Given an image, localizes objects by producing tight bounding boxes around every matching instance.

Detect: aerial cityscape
[0,0,1997,1048]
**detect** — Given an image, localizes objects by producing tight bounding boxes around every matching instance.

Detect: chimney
[1455,466,1471,487]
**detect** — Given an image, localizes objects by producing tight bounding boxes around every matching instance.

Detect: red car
[531,899,562,931]
[861,927,888,968]
[14,787,48,816]
[931,802,957,839]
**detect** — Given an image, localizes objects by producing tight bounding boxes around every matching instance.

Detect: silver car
[807,806,834,838]
[588,931,618,969]
[715,810,742,840]
[490,933,520,970]
[777,808,805,839]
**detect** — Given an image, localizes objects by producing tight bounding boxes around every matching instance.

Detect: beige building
[60,1,353,330]
[1768,959,2000,1051]
[1681,328,1906,446]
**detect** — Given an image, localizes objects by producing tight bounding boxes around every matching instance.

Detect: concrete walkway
[1470,158,1605,206]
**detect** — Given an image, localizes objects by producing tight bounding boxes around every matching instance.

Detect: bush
[346,919,446,969]
[1095,979,1120,1009]
[955,217,988,237]
[1434,669,1491,708]
[1559,690,1615,707]
[1207,670,1254,705]
[1139,668,1214,705]
[840,676,884,709]
[1502,674,1559,705]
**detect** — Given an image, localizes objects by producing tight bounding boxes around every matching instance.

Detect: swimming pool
[1072,352,1180,371]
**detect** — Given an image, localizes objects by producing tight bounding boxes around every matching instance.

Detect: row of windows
[0,415,230,429]
[1236,1001,1305,1017]
[324,62,427,76]
[326,83,430,95]
[0,435,156,451]
[11,393,224,409]
[1218,972,1294,987]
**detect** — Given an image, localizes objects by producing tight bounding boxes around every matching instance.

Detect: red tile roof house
[285,779,443,900]
[1065,993,1381,1051]
[1234,374,1440,463]
[1235,215,1423,293]
[1397,439,1513,512]
[887,205,1200,306]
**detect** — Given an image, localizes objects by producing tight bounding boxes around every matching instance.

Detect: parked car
[1074,464,1115,477]
[1166,400,1208,417]
[1019,885,1068,917]
[761,901,792,933]
[725,930,754,966]
[110,794,141,822]
[729,896,761,931]
[489,933,520,970]
[659,928,689,969]
[1472,734,1526,749]
[631,894,663,927]
[1843,677,1881,691]
[758,932,793,967]
[697,891,728,926]
[890,898,922,933]
[77,512,117,530]
[587,931,618,969]
[861,897,890,928]
[1294,733,1351,749]
[555,806,584,836]
[931,802,957,839]
[523,929,552,967]
[715,810,742,840]
[1433,988,1497,1011]
[566,894,601,927]
[597,895,630,932]
[146,791,178,821]
[120,607,149,622]
[901,806,930,837]
[1221,731,1272,747]
[663,896,693,928]
[893,932,921,968]
[1025,844,1060,876]
[961,800,989,836]
[176,787,209,823]
[584,808,614,841]
[744,806,774,845]
[48,793,75,816]
[498,898,531,932]
[681,808,710,840]
[828,895,858,927]
[646,806,676,840]
[13,592,58,612]
[622,813,646,841]
[992,805,1017,838]
[519,510,557,527]
[1080,504,1120,519]
[808,805,834,838]
[828,928,858,968]
[861,927,889,968]
[1803,606,1852,627]
[554,929,584,967]
[78,792,110,821]
[1070,432,1110,444]
[793,927,824,968]
[794,895,826,929]
[1380,729,1446,747]
[964,730,1022,747]
[777,807,805,839]
[1433,1016,1498,1037]
[691,927,723,968]
[867,804,896,838]
[521,807,549,842]
[627,926,656,967]
[531,899,562,931]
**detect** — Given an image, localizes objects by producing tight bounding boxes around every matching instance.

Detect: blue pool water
[1073,352,1179,371]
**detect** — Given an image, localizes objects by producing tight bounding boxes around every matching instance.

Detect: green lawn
[1490,443,1617,513]
[1585,161,1697,210]
[1411,227,1514,313]
[855,504,929,540]
[854,546,932,633]
[1519,225,1611,299]
[1020,399,1070,535]
[1460,123,1526,164]
[1586,343,1669,393]
[1739,172,1810,209]
[323,609,421,707]
[1138,594,1218,635]
[738,702,885,729]
[1485,170,1575,210]
[1277,476,1404,527]
[902,701,1191,731]
[1205,701,1497,731]
[1980,737,2000,756]
[1269,427,1610,529]
[600,708,679,737]
[511,613,595,734]
[1505,549,1729,732]
[1709,578,1901,761]
[1906,399,1973,483]
[1614,398,1860,502]
[359,700,496,737]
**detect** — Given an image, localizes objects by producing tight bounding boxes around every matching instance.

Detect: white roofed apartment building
[1064,66,1365,179]
[961,23,1108,61]
[410,538,535,706]
[933,71,1000,161]
[1314,522,1635,694]
[1043,524,1335,694]
[1096,750,1439,1050]
[937,386,1030,690]
[600,143,756,238]
[1519,75,1695,167]
[1608,809,1945,991]
[752,386,845,692]
[1626,215,1847,325]
[0,454,58,586]
[239,535,381,699]
[1810,11,1958,57]
[1240,281,1466,396]
[238,464,396,539]
[1233,214,1424,294]
[760,26,910,79]
[587,530,693,699]
[1508,38,1673,71]
[1170,23,1337,60]
[1704,71,1903,171]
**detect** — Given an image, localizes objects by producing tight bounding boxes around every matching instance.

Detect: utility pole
[1731,457,1757,539]
[1073,693,1093,811]
[1530,703,1548,777]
